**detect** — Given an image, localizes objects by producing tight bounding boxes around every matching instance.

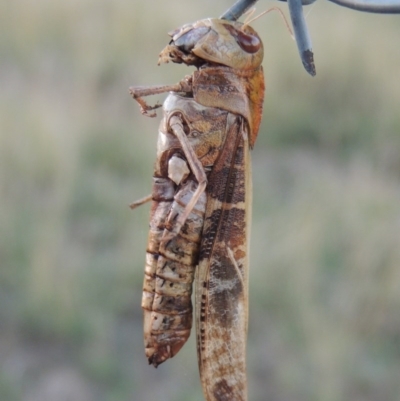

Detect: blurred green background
[1,1,400,400]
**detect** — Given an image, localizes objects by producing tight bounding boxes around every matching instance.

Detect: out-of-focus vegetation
[1,0,400,400]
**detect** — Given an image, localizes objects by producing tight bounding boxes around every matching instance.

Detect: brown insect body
[143,93,232,367]
[132,18,264,401]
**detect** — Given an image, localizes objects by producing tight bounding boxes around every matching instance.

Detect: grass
[1,1,400,400]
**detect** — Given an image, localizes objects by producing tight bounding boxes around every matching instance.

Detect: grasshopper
[130,18,264,401]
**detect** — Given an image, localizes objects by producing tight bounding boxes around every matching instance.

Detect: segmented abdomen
[142,176,206,367]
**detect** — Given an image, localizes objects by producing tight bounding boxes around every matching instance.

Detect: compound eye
[236,30,261,53]
[223,24,261,54]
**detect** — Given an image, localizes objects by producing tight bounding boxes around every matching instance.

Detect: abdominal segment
[142,177,206,367]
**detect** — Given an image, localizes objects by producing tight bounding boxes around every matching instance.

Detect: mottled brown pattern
[206,165,245,204]
[217,207,246,244]
[193,67,264,147]
[200,207,246,260]
[132,17,265,401]
[195,118,251,401]
[198,208,221,261]
[207,253,243,328]
[142,91,234,368]
[143,178,206,367]
[212,379,235,401]
[152,293,192,314]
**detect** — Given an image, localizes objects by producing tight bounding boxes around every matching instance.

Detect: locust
[130,17,264,401]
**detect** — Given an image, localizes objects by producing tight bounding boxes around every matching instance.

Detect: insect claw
[142,109,157,118]
[130,93,163,118]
